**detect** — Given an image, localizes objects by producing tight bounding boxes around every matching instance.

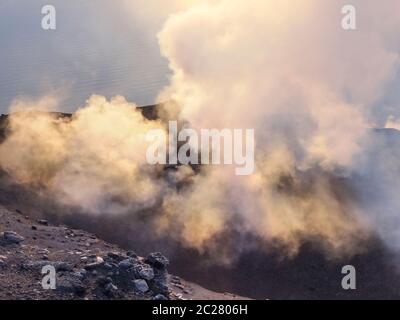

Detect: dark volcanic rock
[107,252,127,262]
[104,283,119,298]
[84,256,105,271]
[73,269,87,281]
[145,252,169,270]
[133,279,149,293]
[96,275,112,284]
[134,264,155,281]
[126,251,138,258]
[37,219,49,226]
[149,265,170,297]
[1,231,25,244]
[57,275,86,295]
[150,279,169,296]
[118,259,134,270]
[84,261,104,271]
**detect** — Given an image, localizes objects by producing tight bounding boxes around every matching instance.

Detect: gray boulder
[135,264,155,281]
[1,231,25,244]
[133,279,149,293]
[118,259,134,270]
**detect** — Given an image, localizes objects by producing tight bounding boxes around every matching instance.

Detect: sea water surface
[0,0,170,113]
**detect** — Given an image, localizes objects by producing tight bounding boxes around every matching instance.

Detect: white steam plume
[155,0,400,255]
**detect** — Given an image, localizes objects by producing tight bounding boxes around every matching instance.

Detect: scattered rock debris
[37,220,49,226]
[0,205,248,300]
[1,231,25,245]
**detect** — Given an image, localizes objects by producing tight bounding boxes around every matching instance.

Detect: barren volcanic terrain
[0,203,247,300]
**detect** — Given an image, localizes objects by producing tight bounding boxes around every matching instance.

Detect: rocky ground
[0,205,247,300]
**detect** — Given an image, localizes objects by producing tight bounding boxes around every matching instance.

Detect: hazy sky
[0,0,171,113]
[1,0,399,125]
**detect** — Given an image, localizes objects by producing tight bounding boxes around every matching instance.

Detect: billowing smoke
[0,95,167,214]
[1,0,400,261]
[154,0,400,256]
